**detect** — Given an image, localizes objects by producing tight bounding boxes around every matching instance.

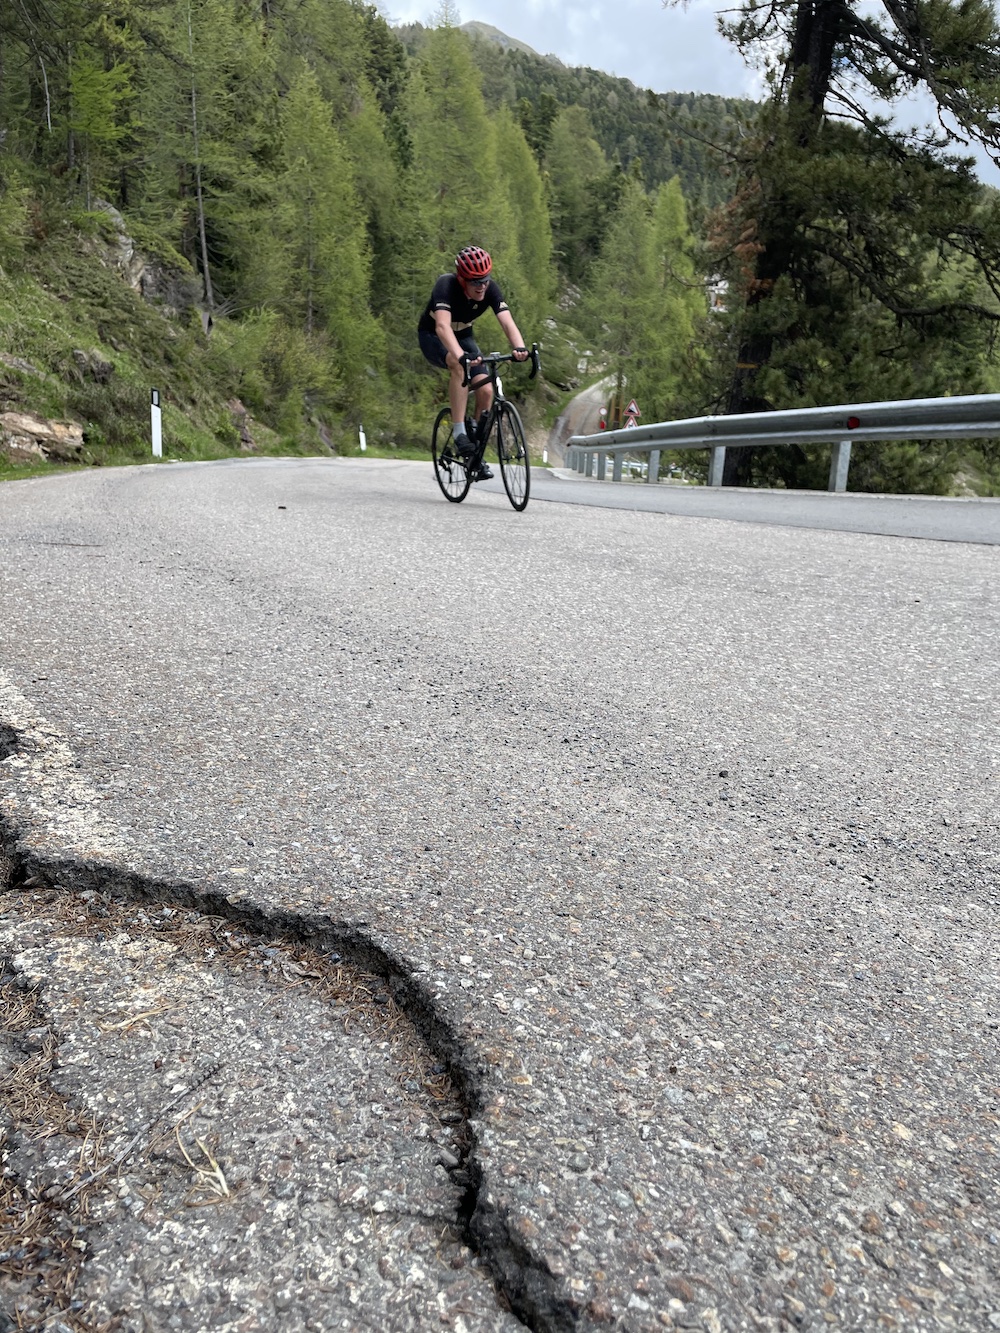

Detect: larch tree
[492,102,554,339]
[651,175,708,414]
[137,0,272,310]
[544,105,624,285]
[404,18,504,267]
[586,175,702,422]
[275,65,384,415]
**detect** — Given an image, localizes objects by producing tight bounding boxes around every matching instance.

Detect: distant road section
[545,377,611,464]
[527,469,1000,544]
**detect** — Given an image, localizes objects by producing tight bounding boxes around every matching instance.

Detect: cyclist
[418,246,529,482]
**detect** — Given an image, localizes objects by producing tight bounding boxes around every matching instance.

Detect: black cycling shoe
[473,463,494,482]
[453,432,474,458]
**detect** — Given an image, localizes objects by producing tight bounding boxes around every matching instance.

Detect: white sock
[452,421,467,444]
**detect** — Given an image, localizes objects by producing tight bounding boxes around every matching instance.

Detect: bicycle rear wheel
[432,406,471,503]
[496,402,530,511]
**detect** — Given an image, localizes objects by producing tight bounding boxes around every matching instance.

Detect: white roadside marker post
[359,424,367,452]
[151,389,162,458]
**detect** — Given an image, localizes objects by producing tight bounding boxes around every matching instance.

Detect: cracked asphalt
[1,457,999,1332]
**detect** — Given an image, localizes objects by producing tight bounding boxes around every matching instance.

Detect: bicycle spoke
[496,403,530,511]
[432,407,472,503]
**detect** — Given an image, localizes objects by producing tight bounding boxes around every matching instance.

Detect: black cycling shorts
[419,329,489,385]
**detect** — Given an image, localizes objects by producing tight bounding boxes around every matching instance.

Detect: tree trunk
[194,156,215,311]
[721,0,844,486]
[187,0,214,311]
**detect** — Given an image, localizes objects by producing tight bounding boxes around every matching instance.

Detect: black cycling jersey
[417,274,509,335]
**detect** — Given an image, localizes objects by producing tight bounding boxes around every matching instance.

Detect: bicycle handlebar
[462,342,541,388]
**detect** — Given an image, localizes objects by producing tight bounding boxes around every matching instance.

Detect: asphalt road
[526,469,1000,545]
[2,457,999,1332]
[547,382,612,465]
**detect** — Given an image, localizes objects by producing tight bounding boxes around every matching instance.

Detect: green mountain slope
[397,21,753,205]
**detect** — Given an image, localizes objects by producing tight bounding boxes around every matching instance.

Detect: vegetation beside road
[2,3,1000,493]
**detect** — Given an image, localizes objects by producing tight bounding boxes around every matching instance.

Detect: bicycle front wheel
[496,402,530,511]
[432,407,471,503]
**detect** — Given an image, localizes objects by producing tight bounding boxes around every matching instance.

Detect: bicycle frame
[461,344,540,473]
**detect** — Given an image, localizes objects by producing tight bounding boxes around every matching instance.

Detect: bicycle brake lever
[530,342,541,380]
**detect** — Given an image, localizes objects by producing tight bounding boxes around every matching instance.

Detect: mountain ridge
[458,20,564,66]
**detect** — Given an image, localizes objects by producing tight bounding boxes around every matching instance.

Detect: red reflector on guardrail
[847,416,861,429]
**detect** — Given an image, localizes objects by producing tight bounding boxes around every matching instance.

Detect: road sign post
[150,389,162,458]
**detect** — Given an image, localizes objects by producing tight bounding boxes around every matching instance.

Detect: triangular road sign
[625,399,640,417]
[623,416,637,429]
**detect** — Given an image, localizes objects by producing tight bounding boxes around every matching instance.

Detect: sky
[383,0,1000,186]
[383,0,758,100]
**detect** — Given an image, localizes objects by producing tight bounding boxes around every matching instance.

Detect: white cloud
[385,0,757,98]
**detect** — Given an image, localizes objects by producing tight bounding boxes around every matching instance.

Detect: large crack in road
[0,721,573,1333]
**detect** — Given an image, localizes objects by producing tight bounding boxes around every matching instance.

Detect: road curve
[508,468,1000,545]
[546,379,612,465]
[2,456,998,1331]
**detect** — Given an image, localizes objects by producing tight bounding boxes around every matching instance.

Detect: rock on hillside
[1,412,88,464]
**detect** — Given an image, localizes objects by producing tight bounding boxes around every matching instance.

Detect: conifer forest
[3,1,1000,493]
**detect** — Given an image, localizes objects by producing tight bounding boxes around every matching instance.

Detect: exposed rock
[227,398,258,452]
[0,353,46,379]
[93,200,145,290]
[71,348,114,384]
[309,416,335,453]
[137,264,203,318]
[0,412,87,464]
[92,199,201,317]
[1,436,46,464]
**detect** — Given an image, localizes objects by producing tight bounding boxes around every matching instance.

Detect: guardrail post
[828,440,852,492]
[597,452,607,480]
[612,452,623,483]
[648,449,660,484]
[708,446,726,487]
[585,451,594,477]
[575,450,584,474]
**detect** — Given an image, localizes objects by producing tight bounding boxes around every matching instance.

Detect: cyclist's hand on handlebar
[459,351,483,387]
[512,346,529,362]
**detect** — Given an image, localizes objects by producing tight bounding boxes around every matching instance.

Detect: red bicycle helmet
[456,246,492,280]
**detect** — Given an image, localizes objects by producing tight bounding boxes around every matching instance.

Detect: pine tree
[709,0,1000,486]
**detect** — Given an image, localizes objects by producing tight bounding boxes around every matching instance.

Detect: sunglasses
[465,276,489,287]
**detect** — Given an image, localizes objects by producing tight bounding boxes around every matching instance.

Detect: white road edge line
[0,672,130,862]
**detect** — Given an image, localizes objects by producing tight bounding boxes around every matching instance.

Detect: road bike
[431,344,540,512]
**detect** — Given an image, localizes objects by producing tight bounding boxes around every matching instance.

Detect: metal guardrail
[566,393,1000,491]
